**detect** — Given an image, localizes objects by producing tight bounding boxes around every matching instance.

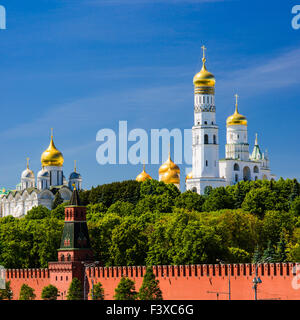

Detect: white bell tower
[186,46,226,194]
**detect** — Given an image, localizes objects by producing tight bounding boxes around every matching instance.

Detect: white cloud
[217,47,300,95]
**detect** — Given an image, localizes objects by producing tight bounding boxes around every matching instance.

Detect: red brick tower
[48,187,94,300]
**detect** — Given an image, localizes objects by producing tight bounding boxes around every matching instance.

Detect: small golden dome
[161,167,180,185]
[193,46,215,88]
[227,94,247,126]
[41,131,64,167]
[185,171,193,181]
[136,165,152,182]
[159,152,180,176]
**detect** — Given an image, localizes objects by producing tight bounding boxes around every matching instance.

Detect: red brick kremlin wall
[85,263,300,300]
[6,263,298,300]
[5,269,50,300]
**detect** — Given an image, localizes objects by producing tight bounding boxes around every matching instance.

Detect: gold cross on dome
[26,157,30,169]
[235,94,239,105]
[201,45,207,59]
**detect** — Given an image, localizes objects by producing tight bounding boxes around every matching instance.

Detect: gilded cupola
[136,164,152,182]
[226,94,247,126]
[161,167,180,185]
[41,129,64,167]
[158,152,180,176]
[193,46,216,94]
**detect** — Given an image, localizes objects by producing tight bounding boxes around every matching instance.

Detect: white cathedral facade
[0,132,83,218]
[186,47,275,194]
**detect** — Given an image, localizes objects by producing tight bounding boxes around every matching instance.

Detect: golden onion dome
[193,46,216,88]
[227,95,247,126]
[161,167,180,185]
[185,171,193,181]
[41,131,64,167]
[159,152,180,176]
[136,165,152,182]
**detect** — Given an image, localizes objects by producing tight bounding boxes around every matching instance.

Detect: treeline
[0,178,299,269]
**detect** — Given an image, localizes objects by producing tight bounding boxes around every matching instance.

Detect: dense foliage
[114,277,137,300]
[67,278,83,300]
[41,284,58,300]
[138,266,163,300]
[19,284,36,300]
[90,282,105,300]
[0,178,299,269]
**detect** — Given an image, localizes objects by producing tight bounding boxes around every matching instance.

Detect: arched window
[243,166,251,181]
[235,174,239,183]
[204,121,208,125]
[204,134,209,144]
[191,187,197,193]
[206,160,208,167]
[67,254,71,261]
[61,254,65,262]
[213,135,217,144]
[254,166,259,173]
[255,176,258,181]
[234,163,240,171]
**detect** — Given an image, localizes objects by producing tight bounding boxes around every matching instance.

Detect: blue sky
[0,0,299,191]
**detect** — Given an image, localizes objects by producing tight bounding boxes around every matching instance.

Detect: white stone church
[186,47,275,194]
[0,132,83,218]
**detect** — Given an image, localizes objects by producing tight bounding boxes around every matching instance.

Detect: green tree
[51,202,69,220]
[289,179,300,202]
[138,267,163,300]
[19,284,36,300]
[86,203,108,222]
[290,196,300,217]
[275,236,287,262]
[25,206,50,220]
[202,187,234,212]
[114,277,137,300]
[262,240,276,262]
[0,281,13,300]
[140,179,180,199]
[88,213,122,265]
[107,201,135,217]
[52,192,64,210]
[90,282,105,300]
[109,218,148,266]
[67,277,83,300]
[41,284,58,300]
[241,187,278,217]
[87,181,141,207]
[174,191,205,212]
[252,245,262,263]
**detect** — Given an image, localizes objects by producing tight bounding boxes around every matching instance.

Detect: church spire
[251,133,263,160]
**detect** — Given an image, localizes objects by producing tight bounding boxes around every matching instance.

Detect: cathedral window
[235,174,239,182]
[254,166,259,173]
[204,121,207,125]
[204,134,209,144]
[213,135,217,144]
[234,163,240,171]
[206,160,208,167]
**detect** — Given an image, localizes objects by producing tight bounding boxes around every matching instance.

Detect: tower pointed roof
[251,133,263,160]
[70,184,81,206]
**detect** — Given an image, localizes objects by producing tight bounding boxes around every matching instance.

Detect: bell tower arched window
[204,134,209,144]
